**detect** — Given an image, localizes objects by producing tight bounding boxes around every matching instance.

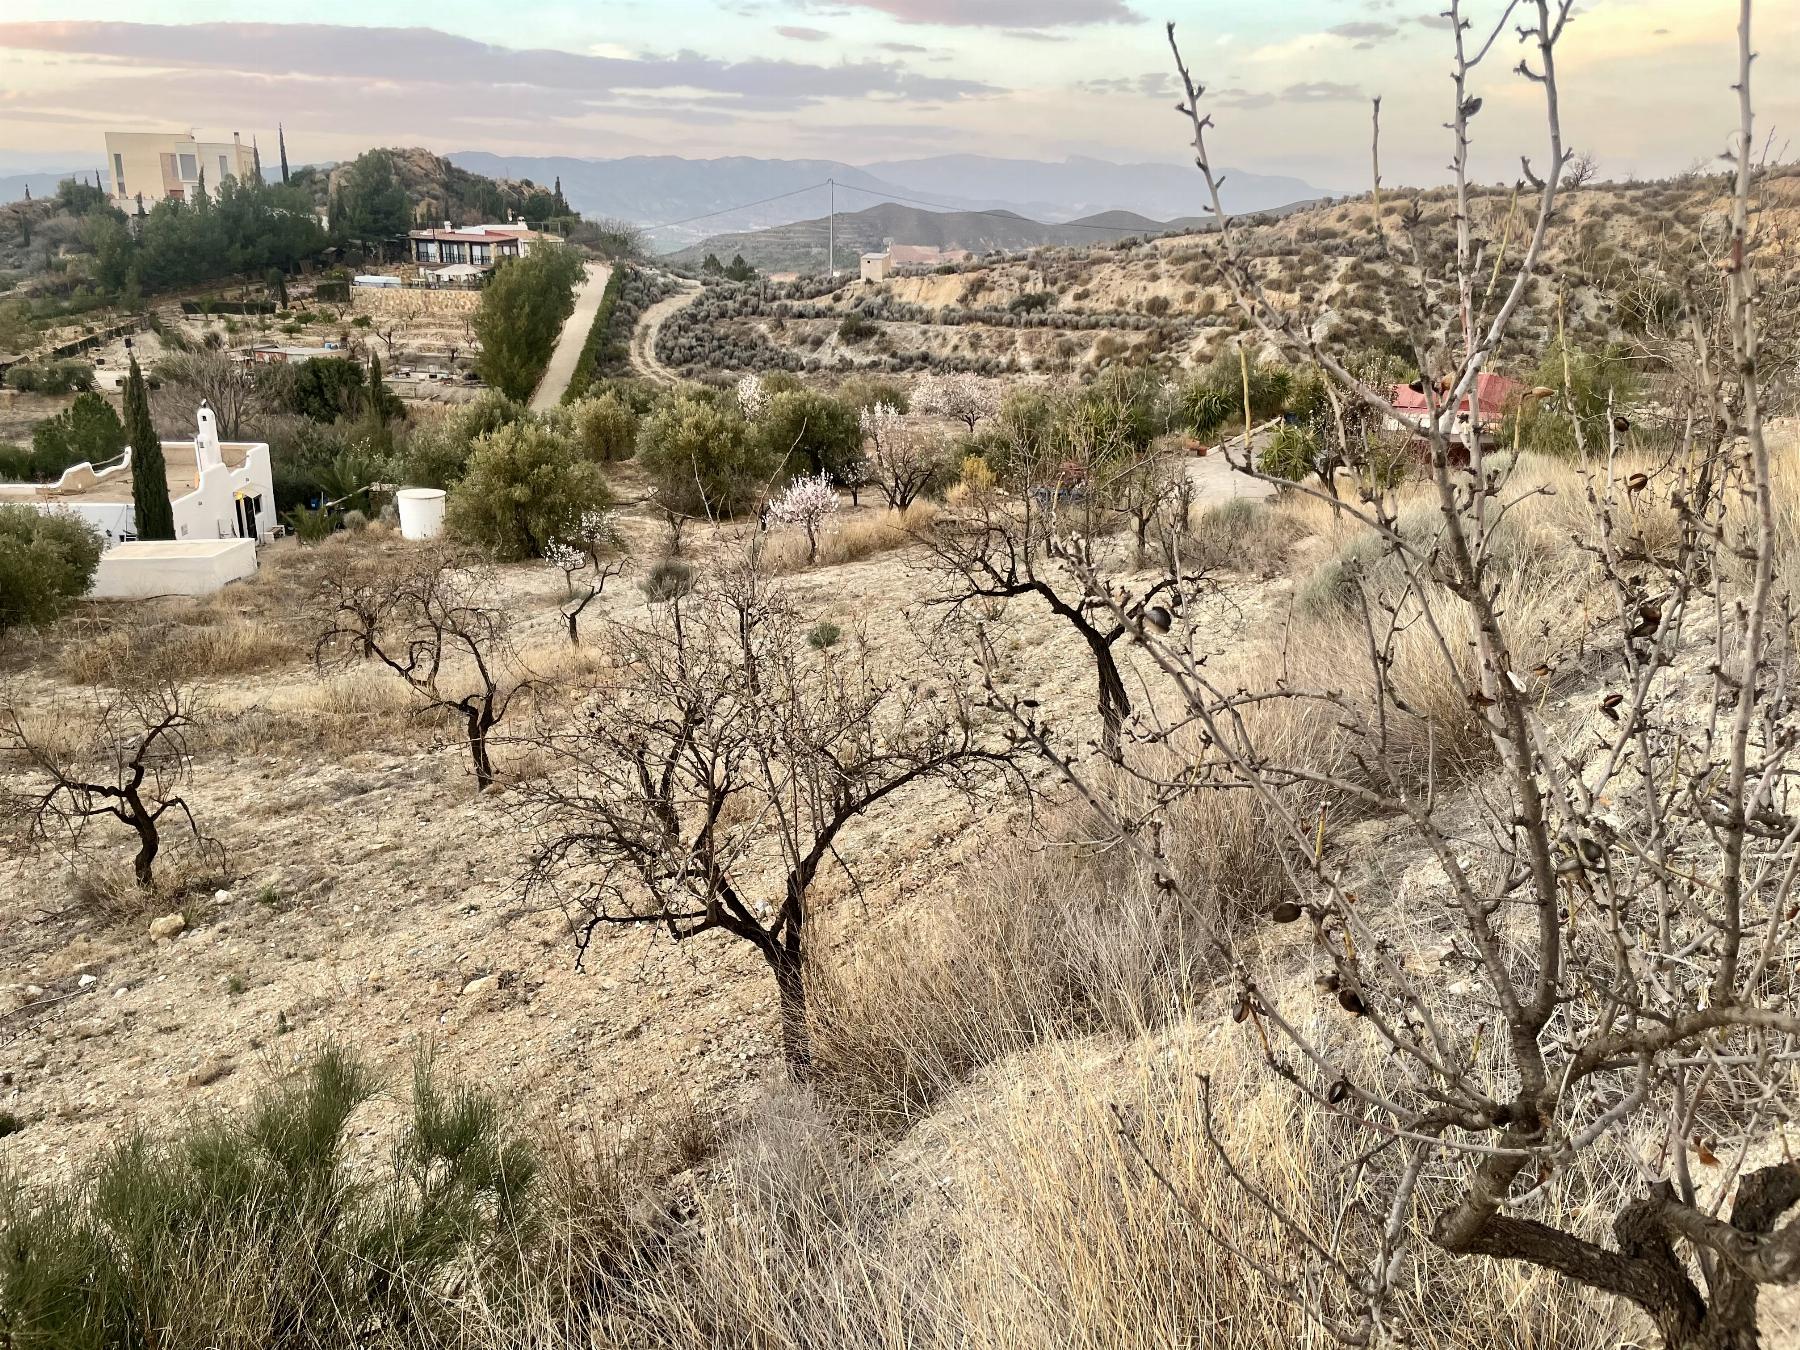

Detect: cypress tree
[125,355,176,540]
[278,124,290,184]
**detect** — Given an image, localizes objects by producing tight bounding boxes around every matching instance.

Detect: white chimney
[444,220,452,231]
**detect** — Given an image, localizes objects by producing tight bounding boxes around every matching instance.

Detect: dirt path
[1184,443,1277,508]
[629,280,702,383]
[528,262,613,411]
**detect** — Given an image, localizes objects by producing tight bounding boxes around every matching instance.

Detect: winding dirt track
[629,280,703,383]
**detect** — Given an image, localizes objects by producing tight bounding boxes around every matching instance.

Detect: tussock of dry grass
[218,668,442,755]
[1177,496,1308,575]
[55,606,301,686]
[809,779,1293,1131]
[510,1030,1624,1350]
[759,501,939,574]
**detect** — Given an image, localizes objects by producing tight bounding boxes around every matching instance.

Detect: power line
[643,180,832,232]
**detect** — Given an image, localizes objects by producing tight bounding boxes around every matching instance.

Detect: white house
[0,403,275,597]
[859,251,891,283]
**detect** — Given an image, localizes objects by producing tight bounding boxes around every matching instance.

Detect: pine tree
[278,124,290,184]
[124,355,176,541]
[252,137,263,180]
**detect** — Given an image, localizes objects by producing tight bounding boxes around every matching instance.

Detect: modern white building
[0,404,275,597]
[104,130,258,208]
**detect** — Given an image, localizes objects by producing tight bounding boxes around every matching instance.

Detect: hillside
[292,147,548,228]
[652,170,1800,380]
[666,200,1256,273]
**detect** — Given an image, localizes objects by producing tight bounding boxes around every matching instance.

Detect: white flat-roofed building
[105,130,259,208]
[0,403,276,550]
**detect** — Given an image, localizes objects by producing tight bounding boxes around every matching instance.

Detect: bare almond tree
[0,680,207,888]
[926,407,1202,760]
[517,570,1023,1071]
[315,549,530,792]
[1000,4,1800,1345]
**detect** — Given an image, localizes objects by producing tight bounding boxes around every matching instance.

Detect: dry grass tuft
[1177,496,1308,575]
[55,606,302,686]
[220,668,442,755]
[760,501,940,574]
[809,777,1293,1132]
[528,1028,1626,1350]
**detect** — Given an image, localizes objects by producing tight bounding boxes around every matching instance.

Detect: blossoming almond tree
[768,473,840,564]
[860,402,947,510]
[914,372,1000,434]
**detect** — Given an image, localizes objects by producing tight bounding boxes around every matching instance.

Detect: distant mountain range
[0,170,98,205]
[448,152,1333,252]
[664,199,1321,274]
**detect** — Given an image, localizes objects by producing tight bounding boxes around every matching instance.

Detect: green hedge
[561,264,626,405]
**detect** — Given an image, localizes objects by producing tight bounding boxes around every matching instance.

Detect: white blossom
[736,374,770,422]
[912,372,1000,431]
[767,473,840,563]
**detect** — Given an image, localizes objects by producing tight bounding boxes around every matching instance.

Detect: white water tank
[396,487,446,541]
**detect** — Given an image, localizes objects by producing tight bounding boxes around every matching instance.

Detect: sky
[0,1,1794,189]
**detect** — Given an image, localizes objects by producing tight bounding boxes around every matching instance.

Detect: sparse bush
[639,558,694,603]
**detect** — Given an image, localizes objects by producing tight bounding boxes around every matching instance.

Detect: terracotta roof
[1390,372,1522,422]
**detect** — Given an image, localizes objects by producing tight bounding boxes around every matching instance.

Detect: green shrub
[448,420,612,559]
[23,392,125,481]
[4,360,95,395]
[562,391,639,463]
[0,1047,539,1350]
[0,504,103,633]
[1257,422,1318,481]
[636,392,775,518]
[755,388,863,482]
[837,312,877,344]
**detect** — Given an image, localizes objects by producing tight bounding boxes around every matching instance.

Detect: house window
[219,154,230,181]
[112,153,124,192]
[178,152,198,181]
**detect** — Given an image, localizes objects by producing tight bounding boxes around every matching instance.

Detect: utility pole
[828,177,836,280]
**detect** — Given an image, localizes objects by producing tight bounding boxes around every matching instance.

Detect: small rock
[460,974,500,1000]
[186,1057,235,1088]
[17,1048,46,1070]
[148,913,186,942]
[77,974,98,989]
[213,889,233,904]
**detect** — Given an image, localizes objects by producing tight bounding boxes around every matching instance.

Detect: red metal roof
[1390,372,1522,423]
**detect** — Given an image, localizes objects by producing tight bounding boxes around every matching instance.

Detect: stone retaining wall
[351,286,481,318]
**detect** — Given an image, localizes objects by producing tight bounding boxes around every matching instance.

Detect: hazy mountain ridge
[0,171,101,206]
[665,198,1319,273]
[448,151,1333,250]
